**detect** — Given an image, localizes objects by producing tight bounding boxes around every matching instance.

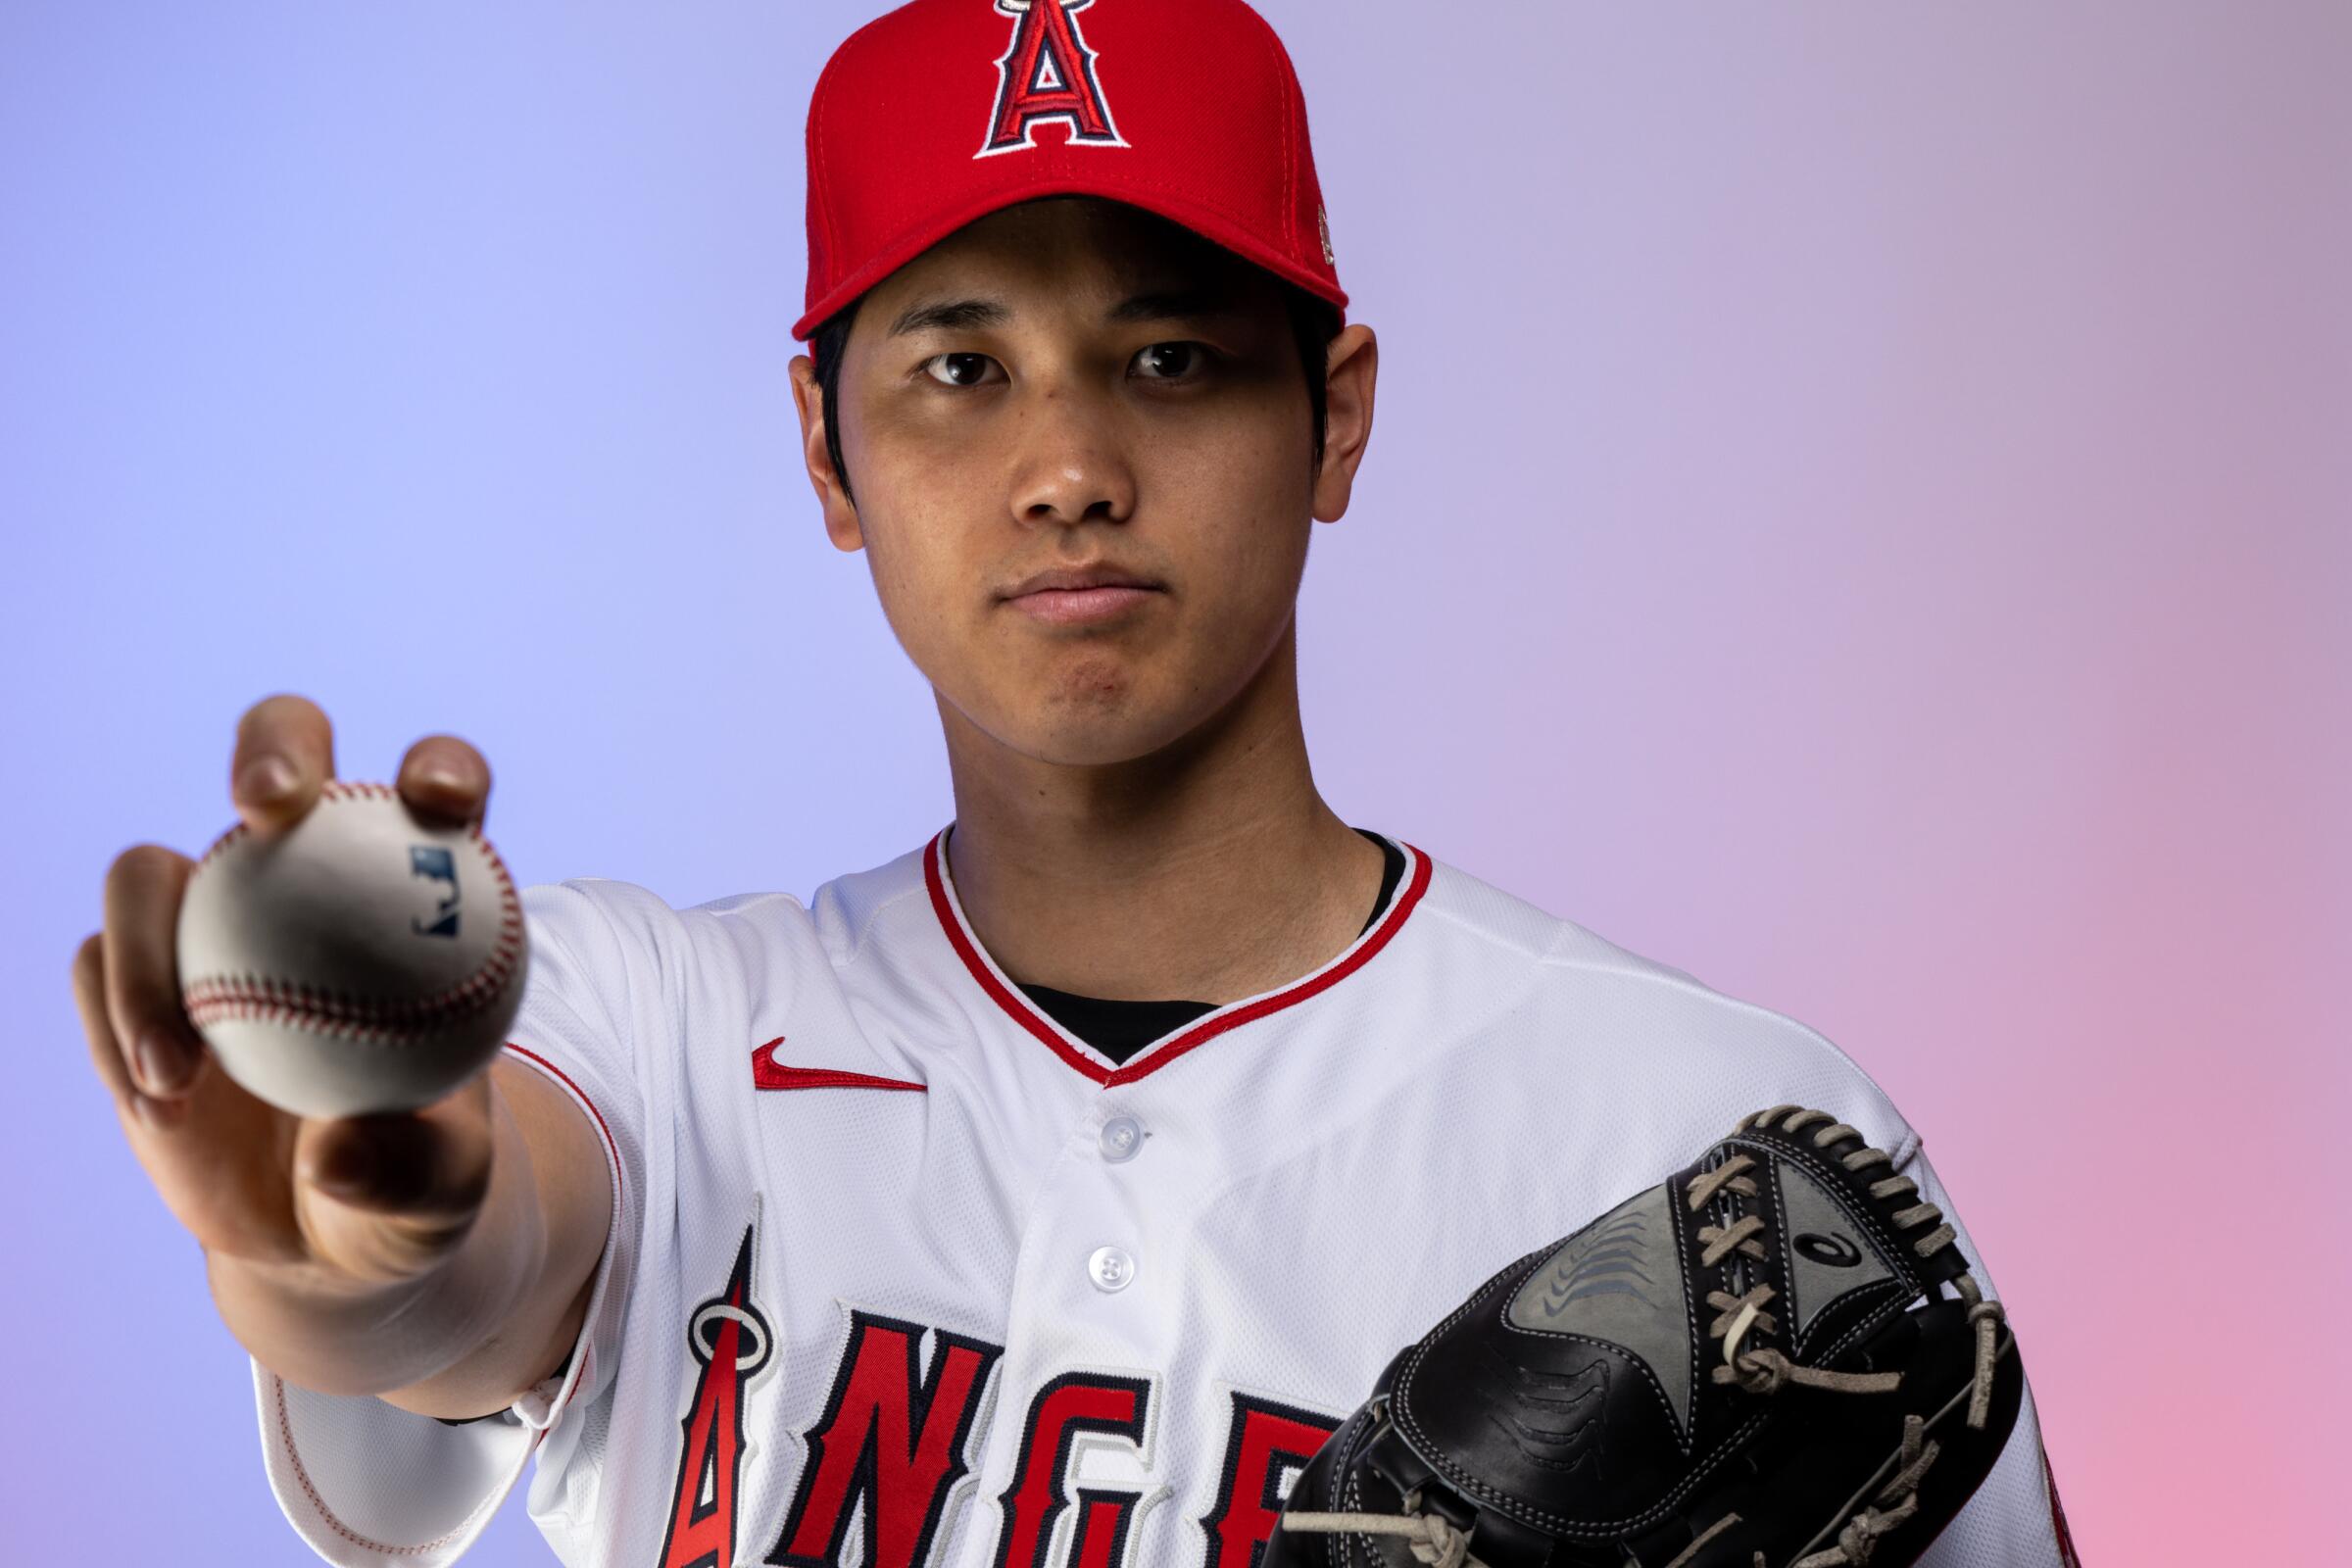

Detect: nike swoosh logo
[752,1036,926,1094]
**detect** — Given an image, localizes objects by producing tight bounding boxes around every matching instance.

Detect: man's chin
[983,699,1208,773]
[1008,716,1188,771]
[938,653,1261,772]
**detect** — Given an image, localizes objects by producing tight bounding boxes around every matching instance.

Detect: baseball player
[75,3,2080,1566]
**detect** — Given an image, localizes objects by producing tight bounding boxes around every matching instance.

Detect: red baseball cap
[794,0,1347,341]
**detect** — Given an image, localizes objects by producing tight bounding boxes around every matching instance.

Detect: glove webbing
[1735,1109,2008,1429]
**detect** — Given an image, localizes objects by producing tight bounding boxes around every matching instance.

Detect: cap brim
[791,178,1348,342]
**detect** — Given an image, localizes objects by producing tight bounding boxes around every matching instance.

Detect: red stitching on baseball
[195,818,252,869]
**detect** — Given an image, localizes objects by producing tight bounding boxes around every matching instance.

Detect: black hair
[808,278,1344,511]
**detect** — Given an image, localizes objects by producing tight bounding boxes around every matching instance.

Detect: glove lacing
[1282,1495,1482,1568]
[1699,1109,2006,1567]
[1785,1411,1939,1567]
[1725,1108,2007,1431]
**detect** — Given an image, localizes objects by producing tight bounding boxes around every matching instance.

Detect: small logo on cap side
[980,0,1127,158]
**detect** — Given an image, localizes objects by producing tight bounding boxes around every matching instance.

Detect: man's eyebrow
[1106,285,1238,324]
[887,298,1010,338]
[884,286,1237,337]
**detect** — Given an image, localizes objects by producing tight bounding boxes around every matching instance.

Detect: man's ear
[1310,323,1378,524]
[789,354,864,552]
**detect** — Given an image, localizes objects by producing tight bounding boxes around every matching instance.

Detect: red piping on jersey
[502,1041,622,1201]
[2039,1446,2082,1567]
[922,829,1434,1088]
[272,1375,499,1558]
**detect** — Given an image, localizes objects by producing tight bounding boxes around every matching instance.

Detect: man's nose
[1007,384,1136,529]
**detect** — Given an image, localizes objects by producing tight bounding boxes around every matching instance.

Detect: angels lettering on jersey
[657,1219,1335,1568]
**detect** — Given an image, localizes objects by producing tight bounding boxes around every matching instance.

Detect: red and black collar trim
[921,828,1433,1088]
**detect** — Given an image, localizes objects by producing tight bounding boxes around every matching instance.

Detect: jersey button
[1099,1115,1146,1163]
[1087,1246,1137,1293]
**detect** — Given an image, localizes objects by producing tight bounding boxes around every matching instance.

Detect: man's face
[790,197,1373,769]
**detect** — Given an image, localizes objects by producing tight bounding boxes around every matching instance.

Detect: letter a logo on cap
[980,0,1126,157]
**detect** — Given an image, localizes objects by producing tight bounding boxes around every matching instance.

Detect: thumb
[293,1074,494,1284]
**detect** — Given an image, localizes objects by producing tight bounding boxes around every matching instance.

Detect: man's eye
[921,352,1001,387]
[1131,342,1203,380]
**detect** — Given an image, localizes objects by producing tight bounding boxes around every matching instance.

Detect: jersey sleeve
[1900,1146,2083,1568]
[252,877,659,1568]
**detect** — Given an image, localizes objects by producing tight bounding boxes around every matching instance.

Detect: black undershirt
[1015,829,1405,1067]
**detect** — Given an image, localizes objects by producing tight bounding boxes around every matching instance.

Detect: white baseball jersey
[253,830,2078,1568]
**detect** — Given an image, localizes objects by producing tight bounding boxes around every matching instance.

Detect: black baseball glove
[1266,1106,2022,1568]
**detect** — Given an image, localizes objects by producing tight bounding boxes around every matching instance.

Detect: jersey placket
[954,1072,1194,1568]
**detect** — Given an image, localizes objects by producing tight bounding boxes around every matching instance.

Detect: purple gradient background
[3,3,2343,1562]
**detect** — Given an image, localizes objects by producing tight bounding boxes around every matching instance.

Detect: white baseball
[175,781,529,1119]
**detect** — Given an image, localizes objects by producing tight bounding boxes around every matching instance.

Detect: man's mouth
[999,564,1164,626]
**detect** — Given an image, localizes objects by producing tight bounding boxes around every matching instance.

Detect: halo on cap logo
[980,0,1127,158]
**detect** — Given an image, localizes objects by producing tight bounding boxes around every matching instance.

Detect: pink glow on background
[2,3,2343,1562]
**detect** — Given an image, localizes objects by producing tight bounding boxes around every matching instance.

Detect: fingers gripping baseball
[231,693,335,833]
[77,693,515,1278]
[95,845,204,1102]
[233,694,491,831]
[398,732,492,828]
[74,921,306,1263]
